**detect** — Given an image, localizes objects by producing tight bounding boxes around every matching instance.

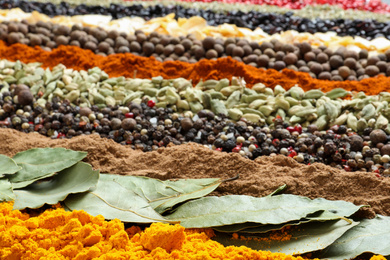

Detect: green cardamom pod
[347,113,358,131]
[375,114,389,129]
[228,108,243,121]
[304,89,324,99]
[361,104,376,120]
[326,88,351,99]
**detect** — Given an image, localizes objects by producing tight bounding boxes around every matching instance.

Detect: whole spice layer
[2,9,390,55]
[1,1,390,40]
[2,20,390,81]
[15,0,390,20]
[2,41,390,94]
[0,201,327,259]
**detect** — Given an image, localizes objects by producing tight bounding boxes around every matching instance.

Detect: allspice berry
[370,129,387,145]
[122,118,137,130]
[349,135,364,151]
[181,118,193,131]
[17,90,34,106]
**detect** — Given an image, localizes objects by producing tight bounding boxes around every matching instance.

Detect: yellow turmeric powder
[0,202,387,260]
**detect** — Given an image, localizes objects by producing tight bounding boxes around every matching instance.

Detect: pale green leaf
[320,215,390,260]
[0,178,15,201]
[100,174,221,214]
[213,211,347,233]
[13,162,99,210]
[9,148,87,183]
[12,172,58,189]
[165,194,362,228]
[64,178,172,223]
[213,219,359,255]
[0,154,21,177]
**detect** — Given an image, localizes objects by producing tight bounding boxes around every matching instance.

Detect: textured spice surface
[0,128,389,218]
[1,41,390,94]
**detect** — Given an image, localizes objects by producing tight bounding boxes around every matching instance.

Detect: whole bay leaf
[9,148,87,184]
[0,154,21,177]
[100,174,221,214]
[213,211,347,233]
[13,161,99,210]
[213,219,359,255]
[64,178,171,223]
[0,178,15,201]
[320,215,390,260]
[165,194,361,228]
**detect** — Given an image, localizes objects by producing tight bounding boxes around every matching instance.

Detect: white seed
[21,122,30,129]
[382,155,390,163]
[295,153,304,163]
[248,144,256,152]
[220,134,228,141]
[236,136,245,144]
[355,152,363,161]
[16,109,24,116]
[280,148,288,155]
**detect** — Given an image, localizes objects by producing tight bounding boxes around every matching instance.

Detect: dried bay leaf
[0,154,21,177]
[13,162,99,210]
[213,219,359,255]
[320,215,390,260]
[165,194,362,228]
[64,178,171,224]
[0,178,15,201]
[100,174,221,214]
[9,148,87,184]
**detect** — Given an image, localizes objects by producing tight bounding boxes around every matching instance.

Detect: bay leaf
[213,219,359,255]
[165,194,361,228]
[13,162,98,210]
[0,154,21,177]
[0,178,15,201]
[213,211,347,233]
[320,215,390,260]
[100,174,221,214]
[9,148,87,184]
[64,178,172,223]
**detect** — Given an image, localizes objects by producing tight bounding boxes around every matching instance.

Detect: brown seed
[365,65,380,77]
[298,42,311,54]
[181,118,193,131]
[178,56,188,62]
[118,46,130,53]
[263,48,275,58]
[376,61,388,72]
[331,75,343,81]
[310,62,323,75]
[206,49,218,59]
[7,32,20,44]
[55,35,69,46]
[316,52,328,63]
[318,71,331,80]
[381,144,390,155]
[7,23,18,33]
[243,45,252,56]
[143,42,155,56]
[344,50,359,60]
[378,53,387,61]
[121,118,137,130]
[274,61,286,71]
[170,37,180,45]
[344,57,356,69]
[232,46,244,57]
[359,49,369,59]
[46,41,56,49]
[54,25,70,36]
[304,52,316,62]
[130,41,141,53]
[29,34,42,46]
[98,42,110,53]
[236,39,249,47]
[136,33,147,44]
[246,54,258,64]
[338,66,351,79]
[334,47,347,58]
[18,23,28,34]
[299,66,310,73]
[260,41,273,51]
[79,107,92,117]
[174,44,185,55]
[281,44,294,53]
[329,55,344,69]
[257,54,269,67]
[214,44,224,56]
[283,53,297,65]
[370,129,387,145]
[225,43,235,56]
[181,39,192,50]
[14,84,29,96]
[17,90,33,106]
[193,46,205,60]
[367,56,380,66]
[275,51,285,61]
[202,36,215,50]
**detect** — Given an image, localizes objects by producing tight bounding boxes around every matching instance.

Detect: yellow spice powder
[0,202,387,260]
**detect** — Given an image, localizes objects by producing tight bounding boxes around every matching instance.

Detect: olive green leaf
[213,210,349,233]
[213,219,359,255]
[64,178,172,224]
[320,215,390,260]
[165,194,362,228]
[0,154,21,177]
[100,174,221,214]
[13,162,99,210]
[9,148,87,184]
[0,178,15,201]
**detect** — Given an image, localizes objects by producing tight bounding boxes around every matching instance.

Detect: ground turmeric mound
[0,202,387,260]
